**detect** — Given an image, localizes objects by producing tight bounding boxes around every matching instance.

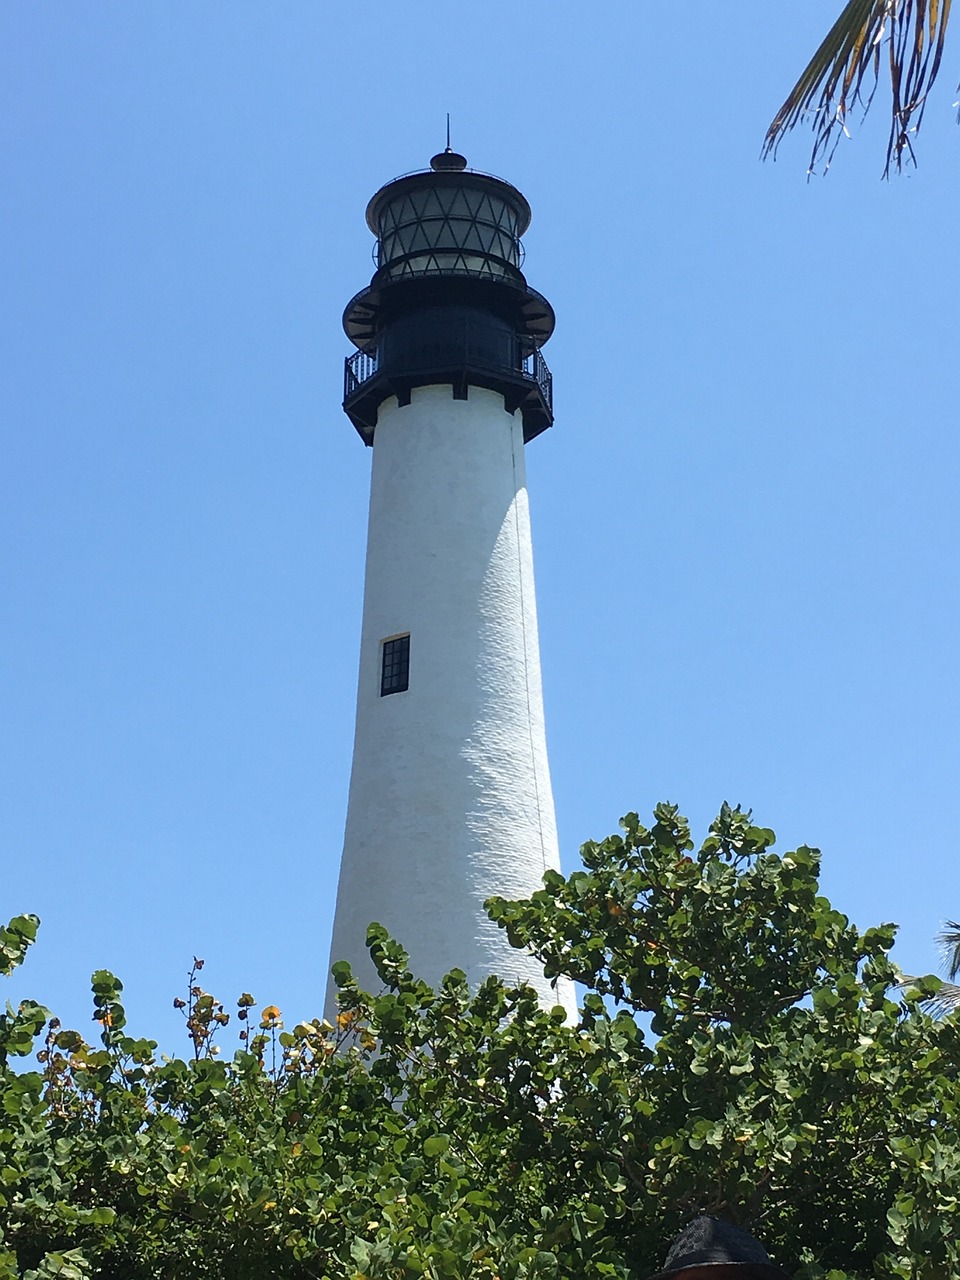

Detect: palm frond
[899,974,960,1017]
[764,0,953,174]
[937,920,960,981]
[923,981,960,1017]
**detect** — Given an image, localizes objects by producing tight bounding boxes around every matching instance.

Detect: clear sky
[3,3,958,1051]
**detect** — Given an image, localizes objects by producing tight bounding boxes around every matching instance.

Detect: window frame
[380,633,410,697]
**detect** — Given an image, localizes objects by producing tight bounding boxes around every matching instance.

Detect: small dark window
[380,634,410,696]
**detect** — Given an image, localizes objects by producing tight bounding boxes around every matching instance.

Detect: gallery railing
[345,334,552,415]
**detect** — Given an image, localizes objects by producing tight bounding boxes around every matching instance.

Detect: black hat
[647,1216,792,1280]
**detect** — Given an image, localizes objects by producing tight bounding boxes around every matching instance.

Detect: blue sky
[3,3,958,1051]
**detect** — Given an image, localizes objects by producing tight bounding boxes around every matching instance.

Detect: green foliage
[0,918,39,981]
[2,805,959,1278]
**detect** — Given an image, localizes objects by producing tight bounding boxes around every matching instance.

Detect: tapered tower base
[326,384,575,1019]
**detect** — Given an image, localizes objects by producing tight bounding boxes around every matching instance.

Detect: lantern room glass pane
[445,190,473,217]
[434,222,459,249]
[375,182,523,278]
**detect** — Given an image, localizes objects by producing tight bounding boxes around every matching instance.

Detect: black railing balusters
[344,326,551,419]
[534,350,552,408]
[345,346,380,399]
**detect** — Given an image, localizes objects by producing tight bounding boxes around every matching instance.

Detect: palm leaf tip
[924,980,960,1017]
[763,0,953,175]
[937,920,960,981]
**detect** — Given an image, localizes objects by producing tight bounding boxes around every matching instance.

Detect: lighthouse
[327,147,575,1019]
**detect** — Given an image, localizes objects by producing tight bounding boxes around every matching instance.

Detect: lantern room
[342,151,556,446]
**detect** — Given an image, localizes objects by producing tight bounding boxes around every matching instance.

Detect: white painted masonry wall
[327,383,576,1019]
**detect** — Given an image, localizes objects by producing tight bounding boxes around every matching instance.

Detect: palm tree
[764,0,954,174]
[899,921,960,1016]
[933,919,960,1014]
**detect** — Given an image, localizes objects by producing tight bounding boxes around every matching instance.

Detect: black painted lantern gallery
[342,150,555,445]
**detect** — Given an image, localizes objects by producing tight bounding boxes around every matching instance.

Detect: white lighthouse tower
[327,147,575,1018]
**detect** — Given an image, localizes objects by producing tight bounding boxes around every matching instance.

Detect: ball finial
[430,149,467,172]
